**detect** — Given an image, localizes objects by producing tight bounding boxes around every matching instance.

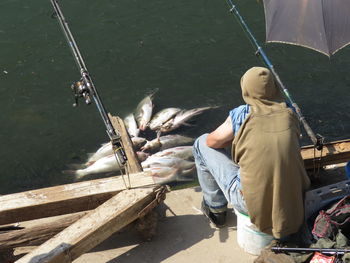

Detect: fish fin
[85,161,95,167]
[205,105,220,109]
[182,121,194,127]
[156,130,162,139]
[85,153,95,162]
[147,88,159,99]
[86,152,94,158]
[182,166,196,176]
[74,174,84,181]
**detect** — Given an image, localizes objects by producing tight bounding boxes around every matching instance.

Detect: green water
[0,0,349,194]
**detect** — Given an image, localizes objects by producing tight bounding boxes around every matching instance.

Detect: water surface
[0,0,349,193]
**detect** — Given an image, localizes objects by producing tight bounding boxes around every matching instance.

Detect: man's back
[232,107,310,238]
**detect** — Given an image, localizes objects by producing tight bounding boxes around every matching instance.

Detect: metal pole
[272,246,350,255]
[50,0,128,165]
[226,0,323,150]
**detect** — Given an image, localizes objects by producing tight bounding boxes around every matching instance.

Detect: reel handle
[70,81,92,107]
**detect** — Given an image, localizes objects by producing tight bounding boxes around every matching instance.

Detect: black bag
[312,195,350,239]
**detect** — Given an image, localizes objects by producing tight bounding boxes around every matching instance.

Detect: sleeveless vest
[232,108,310,238]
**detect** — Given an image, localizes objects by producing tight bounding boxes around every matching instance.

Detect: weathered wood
[0,212,88,250]
[0,171,154,226]
[301,139,350,170]
[16,187,162,263]
[109,114,143,174]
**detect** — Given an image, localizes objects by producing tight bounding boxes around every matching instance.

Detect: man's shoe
[201,201,227,228]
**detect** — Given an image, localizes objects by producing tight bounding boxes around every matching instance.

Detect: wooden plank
[16,187,161,263]
[0,212,88,250]
[0,171,154,226]
[109,113,143,174]
[301,139,350,170]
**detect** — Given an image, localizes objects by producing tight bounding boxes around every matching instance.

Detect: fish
[141,134,194,152]
[131,136,147,150]
[144,165,195,185]
[136,151,150,162]
[144,166,181,184]
[134,94,154,131]
[86,137,146,166]
[149,108,182,131]
[141,156,195,169]
[68,154,122,180]
[151,146,194,160]
[160,106,215,133]
[124,113,139,137]
[85,142,113,166]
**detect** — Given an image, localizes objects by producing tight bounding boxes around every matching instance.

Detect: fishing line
[50,0,129,187]
[225,0,324,150]
[113,140,131,189]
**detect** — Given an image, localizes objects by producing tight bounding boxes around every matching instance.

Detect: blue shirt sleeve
[229,104,250,136]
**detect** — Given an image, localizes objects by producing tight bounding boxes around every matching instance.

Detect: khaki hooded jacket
[231,67,310,238]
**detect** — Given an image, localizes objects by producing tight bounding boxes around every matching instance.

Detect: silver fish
[144,166,180,184]
[141,135,194,152]
[144,165,195,185]
[149,108,182,131]
[124,113,139,138]
[131,136,147,150]
[135,94,154,131]
[151,146,194,160]
[142,156,195,169]
[75,154,122,179]
[136,151,150,162]
[85,142,113,166]
[86,137,146,166]
[160,106,215,133]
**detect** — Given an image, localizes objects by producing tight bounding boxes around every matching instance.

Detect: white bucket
[234,209,274,255]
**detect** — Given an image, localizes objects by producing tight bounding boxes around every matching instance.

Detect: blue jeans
[193,134,248,214]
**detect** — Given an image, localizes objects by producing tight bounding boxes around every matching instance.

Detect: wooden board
[301,139,350,170]
[0,171,154,226]
[16,187,161,263]
[108,114,143,174]
[0,212,88,250]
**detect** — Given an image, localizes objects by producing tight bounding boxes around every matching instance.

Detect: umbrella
[226,0,324,149]
[263,0,350,57]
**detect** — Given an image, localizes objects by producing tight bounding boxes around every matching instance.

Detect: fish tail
[73,169,89,180]
[148,88,159,99]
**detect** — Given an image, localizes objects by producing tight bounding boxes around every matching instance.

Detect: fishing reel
[111,135,127,166]
[70,80,92,107]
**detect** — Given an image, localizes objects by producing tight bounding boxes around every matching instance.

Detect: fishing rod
[226,0,324,150]
[272,246,350,255]
[50,0,128,170]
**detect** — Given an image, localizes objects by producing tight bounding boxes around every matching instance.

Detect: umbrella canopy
[263,0,350,57]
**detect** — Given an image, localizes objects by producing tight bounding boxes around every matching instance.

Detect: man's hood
[240,67,285,113]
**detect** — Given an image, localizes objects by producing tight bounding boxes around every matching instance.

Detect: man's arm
[206,116,234,149]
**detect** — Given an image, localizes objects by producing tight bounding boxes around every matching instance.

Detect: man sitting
[193,66,310,240]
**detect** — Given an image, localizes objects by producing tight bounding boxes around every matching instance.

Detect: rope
[313,144,324,177]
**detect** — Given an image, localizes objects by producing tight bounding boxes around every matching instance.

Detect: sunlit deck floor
[71,163,347,263]
[73,186,257,263]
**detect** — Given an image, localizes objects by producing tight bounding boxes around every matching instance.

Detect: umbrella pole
[226,0,323,150]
